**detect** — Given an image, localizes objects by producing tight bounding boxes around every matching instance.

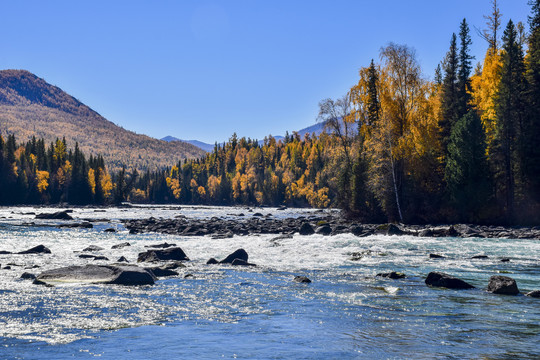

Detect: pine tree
[523,0,540,210]
[445,111,490,221]
[493,20,527,222]
[457,19,474,118]
[440,33,459,154]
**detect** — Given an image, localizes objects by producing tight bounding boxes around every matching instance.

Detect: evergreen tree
[440,33,459,154]
[457,19,474,118]
[493,20,526,222]
[523,0,540,210]
[445,111,491,221]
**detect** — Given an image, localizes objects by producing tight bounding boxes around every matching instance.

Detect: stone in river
[377,271,406,279]
[294,276,312,283]
[82,245,104,252]
[429,253,445,259]
[35,210,73,220]
[117,256,129,263]
[487,275,519,295]
[315,225,332,235]
[20,272,36,280]
[144,242,176,249]
[219,249,248,264]
[231,259,256,267]
[111,242,131,249]
[145,266,179,277]
[34,265,156,286]
[18,245,51,254]
[425,271,475,289]
[299,223,315,235]
[206,258,219,265]
[137,247,189,262]
[525,290,540,298]
[471,255,489,259]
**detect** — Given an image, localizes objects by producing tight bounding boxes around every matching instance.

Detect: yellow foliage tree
[36,170,49,193]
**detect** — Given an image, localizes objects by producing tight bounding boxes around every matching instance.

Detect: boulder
[145,242,176,249]
[425,272,475,289]
[299,223,315,235]
[206,258,219,265]
[18,245,51,254]
[386,224,403,235]
[377,271,406,279]
[231,259,256,267]
[35,210,73,220]
[500,258,510,262]
[471,255,489,259]
[350,225,364,236]
[111,242,131,249]
[104,228,117,233]
[82,245,104,252]
[252,212,264,217]
[145,266,179,277]
[137,247,189,262]
[429,254,445,259]
[117,256,129,263]
[219,249,248,264]
[20,272,36,280]
[79,254,109,261]
[0,250,12,254]
[487,275,519,295]
[34,265,156,286]
[315,225,332,236]
[294,276,311,283]
[525,290,540,298]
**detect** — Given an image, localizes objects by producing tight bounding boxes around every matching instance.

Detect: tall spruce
[457,19,474,118]
[523,0,540,210]
[493,20,526,222]
[440,33,459,154]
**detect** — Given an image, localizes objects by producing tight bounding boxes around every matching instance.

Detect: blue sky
[0,0,532,143]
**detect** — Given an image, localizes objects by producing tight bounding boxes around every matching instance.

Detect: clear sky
[0,0,532,143]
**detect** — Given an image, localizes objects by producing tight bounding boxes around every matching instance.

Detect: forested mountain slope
[0,70,205,171]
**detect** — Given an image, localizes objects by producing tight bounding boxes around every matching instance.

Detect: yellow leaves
[100,170,113,199]
[36,170,49,193]
[88,168,96,195]
[197,186,206,197]
[470,48,502,154]
[207,175,221,201]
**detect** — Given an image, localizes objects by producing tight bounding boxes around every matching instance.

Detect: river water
[0,206,539,359]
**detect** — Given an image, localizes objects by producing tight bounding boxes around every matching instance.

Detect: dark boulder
[500,258,511,262]
[231,259,256,266]
[219,249,248,264]
[471,255,489,259]
[253,212,263,217]
[35,210,73,220]
[145,266,179,277]
[104,228,117,233]
[20,272,36,280]
[419,229,433,237]
[111,242,131,249]
[425,272,475,289]
[315,225,332,236]
[487,275,519,295]
[525,290,540,298]
[145,242,176,249]
[299,223,315,235]
[79,254,109,261]
[377,271,406,279]
[386,224,403,236]
[18,245,51,254]
[350,225,364,236]
[82,245,104,252]
[429,254,445,259]
[137,247,189,262]
[117,256,129,263]
[206,258,219,265]
[34,265,156,286]
[0,250,12,254]
[294,276,311,283]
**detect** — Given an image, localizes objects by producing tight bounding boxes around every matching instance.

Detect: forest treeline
[1,1,539,225]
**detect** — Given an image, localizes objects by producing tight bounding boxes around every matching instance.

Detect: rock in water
[34,265,155,286]
[137,247,189,262]
[35,210,73,220]
[429,254,445,259]
[525,290,540,298]
[299,223,315,235]
[487,275,519,295]
[206,258,218,265]
[386,224,403,235]
[315,225,332,235]
[377,271,406,279]
[111,242,131,249]
[18,245,51,254]
[425,272,475,289]
[219,249,249,264]
[294,276,312,283]
[231,259,256,266]
[82,245,104,252]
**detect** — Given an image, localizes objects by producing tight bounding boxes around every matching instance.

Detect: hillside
[0,70,205,171]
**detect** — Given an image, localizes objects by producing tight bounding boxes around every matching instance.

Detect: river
[0,205,539,359]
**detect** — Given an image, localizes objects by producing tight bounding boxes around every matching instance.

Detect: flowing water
[0,206,539,359]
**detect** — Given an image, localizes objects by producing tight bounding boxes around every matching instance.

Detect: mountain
[162,136,216,153]
[163,122,327,153]
[0,70,205,171]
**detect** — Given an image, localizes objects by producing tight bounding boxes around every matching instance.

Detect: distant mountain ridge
[0,70,205,171]
[163,122,327,152]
